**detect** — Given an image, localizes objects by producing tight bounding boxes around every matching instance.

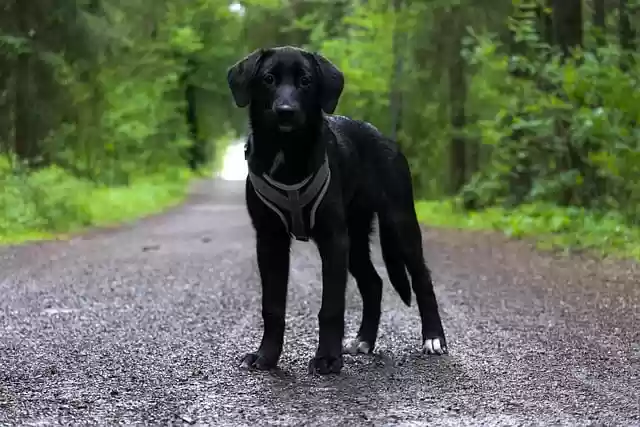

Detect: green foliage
[416,200,640,260]
[0,0,241,242]
[0,156,190,243]
[309,1,395,125]
[461,32,640,223]
[2,0,639,257]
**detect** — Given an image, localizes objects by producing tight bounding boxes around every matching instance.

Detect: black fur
[227,46,447,375]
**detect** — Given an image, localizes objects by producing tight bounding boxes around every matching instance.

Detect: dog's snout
[274,104,298,119]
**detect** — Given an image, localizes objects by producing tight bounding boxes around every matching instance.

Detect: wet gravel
[1,177,639,426]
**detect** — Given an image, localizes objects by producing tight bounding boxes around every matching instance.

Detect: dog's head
[227,46,344,133]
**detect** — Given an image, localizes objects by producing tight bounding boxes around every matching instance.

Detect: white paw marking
[423,338,446,355]
[344,338,371,355]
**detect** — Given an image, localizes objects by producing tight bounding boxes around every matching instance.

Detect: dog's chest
[248,155,331,241]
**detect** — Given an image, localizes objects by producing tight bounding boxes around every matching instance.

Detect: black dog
[227,46,447,375]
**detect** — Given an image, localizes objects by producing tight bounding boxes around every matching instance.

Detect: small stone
[179,414,195,424]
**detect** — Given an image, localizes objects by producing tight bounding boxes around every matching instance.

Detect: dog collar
[245,138,331,242]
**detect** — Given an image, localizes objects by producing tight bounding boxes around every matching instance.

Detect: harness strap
[248,153,331,241]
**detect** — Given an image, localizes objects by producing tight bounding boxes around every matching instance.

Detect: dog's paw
[308,355,343,375]
[343,338,373,355]
[239,352,277,371]
[422,337,447,355]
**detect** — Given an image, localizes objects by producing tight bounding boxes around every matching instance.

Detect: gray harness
[246,139,331,242]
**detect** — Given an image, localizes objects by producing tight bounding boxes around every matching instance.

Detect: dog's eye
[263,74,275,85]
[300,76,311,87]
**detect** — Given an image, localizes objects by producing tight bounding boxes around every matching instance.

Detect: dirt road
[1,143,638,426]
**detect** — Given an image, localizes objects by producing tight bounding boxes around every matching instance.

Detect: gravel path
[1,143,639,426]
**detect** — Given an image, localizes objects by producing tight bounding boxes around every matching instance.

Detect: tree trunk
[619,0,636,70]
[183,58,204,171]
[552,0,583,56]
[389,0,404,142]
[448,6,466,195]
[552,0,583,205]
[14,0,36,164]
[593,0,606,47]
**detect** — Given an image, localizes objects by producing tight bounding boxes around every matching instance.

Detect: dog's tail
[375,145,430,308]
[378,218,412,307]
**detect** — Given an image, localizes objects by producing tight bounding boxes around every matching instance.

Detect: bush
[416,200,640,260]
[0,157,191,243]
[460,31,640,224]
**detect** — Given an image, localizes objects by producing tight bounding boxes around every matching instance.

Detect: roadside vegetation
[2,0,639,260]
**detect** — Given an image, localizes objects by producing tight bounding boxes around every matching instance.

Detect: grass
[0,135,237,245]
[415,200,640,261]
[0,168,193,245]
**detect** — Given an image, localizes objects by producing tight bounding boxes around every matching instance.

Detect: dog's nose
[274,104,297,120]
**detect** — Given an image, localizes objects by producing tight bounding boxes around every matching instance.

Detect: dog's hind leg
[343,209,383,355]
[379,206,447,355]
[376,151,447,354]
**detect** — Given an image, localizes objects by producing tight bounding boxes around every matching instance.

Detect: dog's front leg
[309,231,349,375]
[241,232,290,371]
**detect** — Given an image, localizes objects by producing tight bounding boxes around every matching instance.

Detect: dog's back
[324,114,415,211]
[323,114,419,306]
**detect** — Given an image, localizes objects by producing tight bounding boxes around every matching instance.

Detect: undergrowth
[415,200,640,261]
[0,159,192,245]
[0,132,235,245]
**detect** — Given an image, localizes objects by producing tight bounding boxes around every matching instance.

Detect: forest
[1,0,639,258]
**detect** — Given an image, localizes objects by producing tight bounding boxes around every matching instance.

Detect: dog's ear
[227,49,266,108]
[312,53,344,114]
